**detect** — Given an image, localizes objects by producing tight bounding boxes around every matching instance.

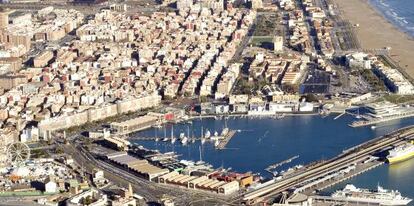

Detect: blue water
[130,115,414,203]
[370,0,414,37]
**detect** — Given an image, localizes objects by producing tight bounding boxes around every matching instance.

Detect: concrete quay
[216,130,237,150]
[242,125,414,205]
[349,111,414,128]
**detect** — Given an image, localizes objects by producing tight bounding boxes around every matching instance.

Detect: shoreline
[333,0,414,77]
[366,0,414,39]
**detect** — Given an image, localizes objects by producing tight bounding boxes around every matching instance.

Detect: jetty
[215,130,237,150]
[242,126,414,205]
[265,155,300,171]
[349,111,414,127]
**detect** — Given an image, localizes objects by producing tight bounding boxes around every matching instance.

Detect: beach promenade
[333,0,414,77]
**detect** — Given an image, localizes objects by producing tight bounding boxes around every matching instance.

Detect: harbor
[350,111,414,128]
[349,102,414,128]
[129,114,414,205]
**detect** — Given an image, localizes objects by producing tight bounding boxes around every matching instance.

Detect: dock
[216,130,237,150]
[266,155,300,171]
[349,111,414,127]
[242,125,414,205]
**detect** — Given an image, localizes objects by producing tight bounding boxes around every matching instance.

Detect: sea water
[370,0,414,37]
[130,115,414,204]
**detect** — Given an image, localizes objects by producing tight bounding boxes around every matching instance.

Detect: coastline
[333,0,414,77]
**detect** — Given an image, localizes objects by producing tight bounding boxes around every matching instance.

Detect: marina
[349,102,414,128]
[350,111,414,128]
[130,114,414,205]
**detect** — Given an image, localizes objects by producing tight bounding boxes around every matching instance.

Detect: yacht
[181,136,188,145]
[214,131,219,137]
[221,128,229,136]
[205,130,211,138]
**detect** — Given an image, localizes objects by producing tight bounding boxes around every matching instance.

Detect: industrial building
[110,115,159,135]
[106,152,169,180]
[102,136,130,151]
[157,171,241,195]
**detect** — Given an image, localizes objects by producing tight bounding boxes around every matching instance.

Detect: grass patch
[352,69,387,92]
[254,14,278,36]
[31,149,50,158]
[250,36,273,45]
[383,94,414,104]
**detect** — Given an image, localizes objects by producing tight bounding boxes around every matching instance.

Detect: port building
[110,115,159,135]
[106,152,169,180]
[156,171,240,195]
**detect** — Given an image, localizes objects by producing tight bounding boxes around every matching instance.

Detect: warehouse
[218,181,240,195]
[110,115,159,135]
[106,152,168,180]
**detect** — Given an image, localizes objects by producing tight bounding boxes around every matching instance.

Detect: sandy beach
[333,0,414,78]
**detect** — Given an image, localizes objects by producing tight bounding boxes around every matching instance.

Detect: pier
[216,130,237,150]
[266,155,300,171]
[128,130,238,149]
[349,111,414,128]
[242,125,414,205]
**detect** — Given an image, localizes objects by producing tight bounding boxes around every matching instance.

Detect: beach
[333,0,414,78]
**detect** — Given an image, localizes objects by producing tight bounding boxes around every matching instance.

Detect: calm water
[130,115,414,204]
[370,0,414,37]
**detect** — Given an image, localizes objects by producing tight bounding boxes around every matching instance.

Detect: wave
[369,0,414,37]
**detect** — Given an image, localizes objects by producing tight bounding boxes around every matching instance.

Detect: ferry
[387,143,414,164]
[331,184,412,205]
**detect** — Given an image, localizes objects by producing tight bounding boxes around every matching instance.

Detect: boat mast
[199,146,202,162]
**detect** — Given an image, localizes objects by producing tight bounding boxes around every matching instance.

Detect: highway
[242,126,414,205]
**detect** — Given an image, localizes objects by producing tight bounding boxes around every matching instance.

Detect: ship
[387,143,414,164]
[331,184,412,205]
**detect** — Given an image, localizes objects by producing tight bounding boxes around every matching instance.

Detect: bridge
[242,126,414,205]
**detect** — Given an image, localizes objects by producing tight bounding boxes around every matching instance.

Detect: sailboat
[191,130,196,143]
[205,129,211,138]
[201,126,206,144]
[162,127,168,142]
[171,125,176,144]
[222,119,229,136]
[356,108,362,119]
[196,146,204,164]
[214,131,219,137]
[154,129,160,142]
[181,136,188,145]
